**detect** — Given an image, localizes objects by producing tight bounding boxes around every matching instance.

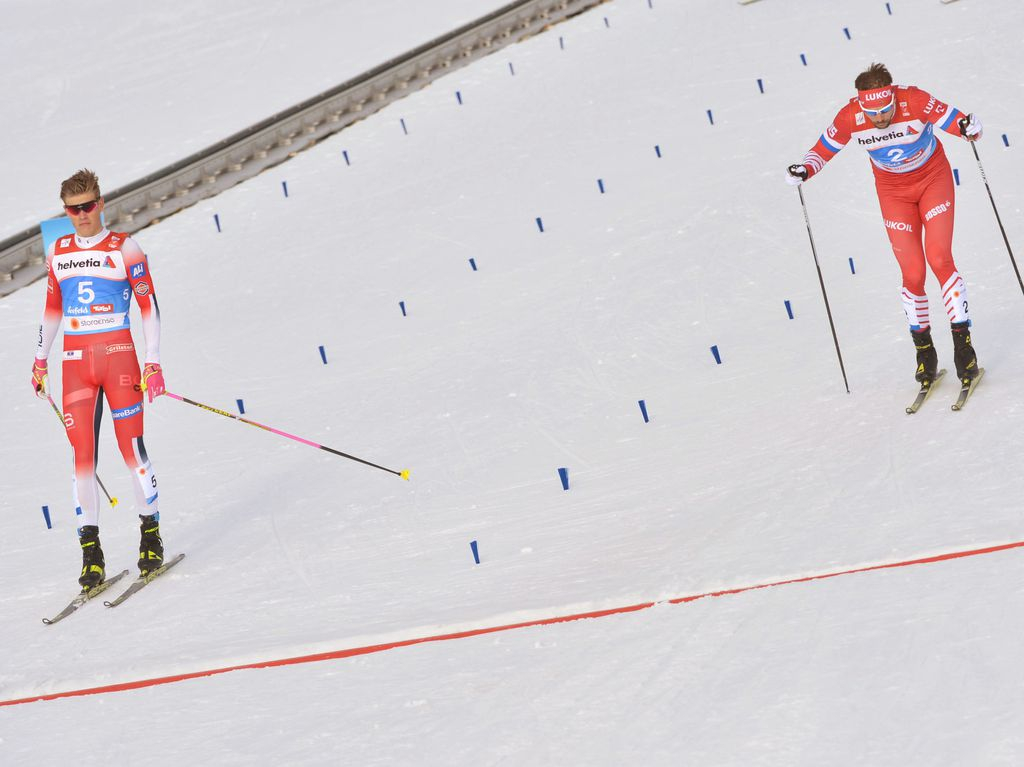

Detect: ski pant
[874,152,969,330]
[61,329,158,528]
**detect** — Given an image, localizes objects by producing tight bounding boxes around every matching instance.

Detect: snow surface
[3,0,1024,764]
[0,0,508,242]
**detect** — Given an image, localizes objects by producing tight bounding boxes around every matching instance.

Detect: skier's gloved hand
[785,164,809,186]
[141,362,165,402]
[31,358,48,399]
[958,113,983,141]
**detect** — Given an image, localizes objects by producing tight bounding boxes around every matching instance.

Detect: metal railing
[0,0,605,297]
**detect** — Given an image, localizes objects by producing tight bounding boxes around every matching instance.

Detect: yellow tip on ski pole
[400,469,411,481]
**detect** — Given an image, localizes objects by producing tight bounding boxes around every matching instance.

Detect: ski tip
[400,469,411,481]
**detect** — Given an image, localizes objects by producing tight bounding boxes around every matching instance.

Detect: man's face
[866,105,895,130]
[62,191,105,238]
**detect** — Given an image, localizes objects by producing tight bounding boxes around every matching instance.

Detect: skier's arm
[791,103,854,181]
[909,86,969,138]
[36,244,62,361]
[123,237,161,365]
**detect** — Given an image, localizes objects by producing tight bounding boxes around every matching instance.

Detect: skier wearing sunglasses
[785,63,983,392]
[32,169,167,592]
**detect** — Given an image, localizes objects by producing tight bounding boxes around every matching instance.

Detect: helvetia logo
[56,258,102,270]
[857,131,905,146]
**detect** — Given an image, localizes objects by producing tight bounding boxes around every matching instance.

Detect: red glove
[141,363,165,402]
[31,359,48,399]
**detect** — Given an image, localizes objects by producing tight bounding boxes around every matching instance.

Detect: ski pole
[965,139,1023,298]
[165,392,410,480]
[45,394,119,507]
[797,185,851,394]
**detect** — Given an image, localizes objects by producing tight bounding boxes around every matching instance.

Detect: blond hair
[60,169,101,202]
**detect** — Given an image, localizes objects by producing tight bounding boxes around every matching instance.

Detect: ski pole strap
[164,392,410,480]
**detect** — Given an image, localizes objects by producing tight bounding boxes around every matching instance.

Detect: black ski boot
[951,321,979,382]
[78,525,106,592]
[138,513,164,575]
[911,327,938,383]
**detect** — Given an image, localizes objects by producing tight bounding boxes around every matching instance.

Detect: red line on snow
[4,539,1023,708]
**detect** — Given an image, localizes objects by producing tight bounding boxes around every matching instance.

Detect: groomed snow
[2,0,1023,764]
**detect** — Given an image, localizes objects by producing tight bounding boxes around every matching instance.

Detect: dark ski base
[104,553,186,608]
[43,569,131,625]
[951,368,985,411]
[905,369,947,414]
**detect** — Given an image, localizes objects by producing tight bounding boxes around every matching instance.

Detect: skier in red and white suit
[32,169,167,590]
[786,63,982,386]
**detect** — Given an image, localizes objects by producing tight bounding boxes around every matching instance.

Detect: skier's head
[60,169,105,238]
[855,63,895,129]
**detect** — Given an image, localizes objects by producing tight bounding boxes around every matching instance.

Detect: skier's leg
[919,166,977,379]
[104,344,159,514]
[62,360,103,528]
[918,169,968,324]
[877,185,935,380]
[878,189,929,327]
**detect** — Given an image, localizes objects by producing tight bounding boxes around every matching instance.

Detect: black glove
[785,164,808,186]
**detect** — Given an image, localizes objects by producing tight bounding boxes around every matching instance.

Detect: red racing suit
[35,229,161,527]
[800,85,970,330]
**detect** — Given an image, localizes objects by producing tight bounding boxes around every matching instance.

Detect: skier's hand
[958,113,983,142]
[785,164,808,186]
[141,362,165,402]
[31,359,48,399]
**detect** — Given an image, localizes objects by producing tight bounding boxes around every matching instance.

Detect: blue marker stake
[886,2,892,14]
[707,109,714,125]
[648,0,653,7]
[400,118,408,135]
[282,181,289,198]
[638,400,650,423]
[711,345,722,364]
[953,168,960,186]
[237,399,245,414]
[456,91,463,105]
[342,150,350,166]
[469,258,478,271]
[1002,134,1010,147]
[849,257,856,275]
[800,53,807,66]
[319,345,328,364]
[42,505,51,530]
[559,36,565,50]
[558,467,570,491]
[785,300,794,319]
[470,540,480,564]
[536,216,545,233]
[75,506,82,517]
[214,213,221,233]
[604,16,610,27]
[399,300,407,317]
[757,78,764,94]
[843,27,851,40]
[655,145,662,158]
[597,179,605,194]
[509,62,515,76]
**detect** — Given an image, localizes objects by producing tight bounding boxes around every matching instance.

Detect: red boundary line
[4,539,1022,708]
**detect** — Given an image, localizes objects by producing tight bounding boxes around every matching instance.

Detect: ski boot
[951,321,979,383]
[78,525,106,592]
[911,326,938,383]
[138,513,164,576]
